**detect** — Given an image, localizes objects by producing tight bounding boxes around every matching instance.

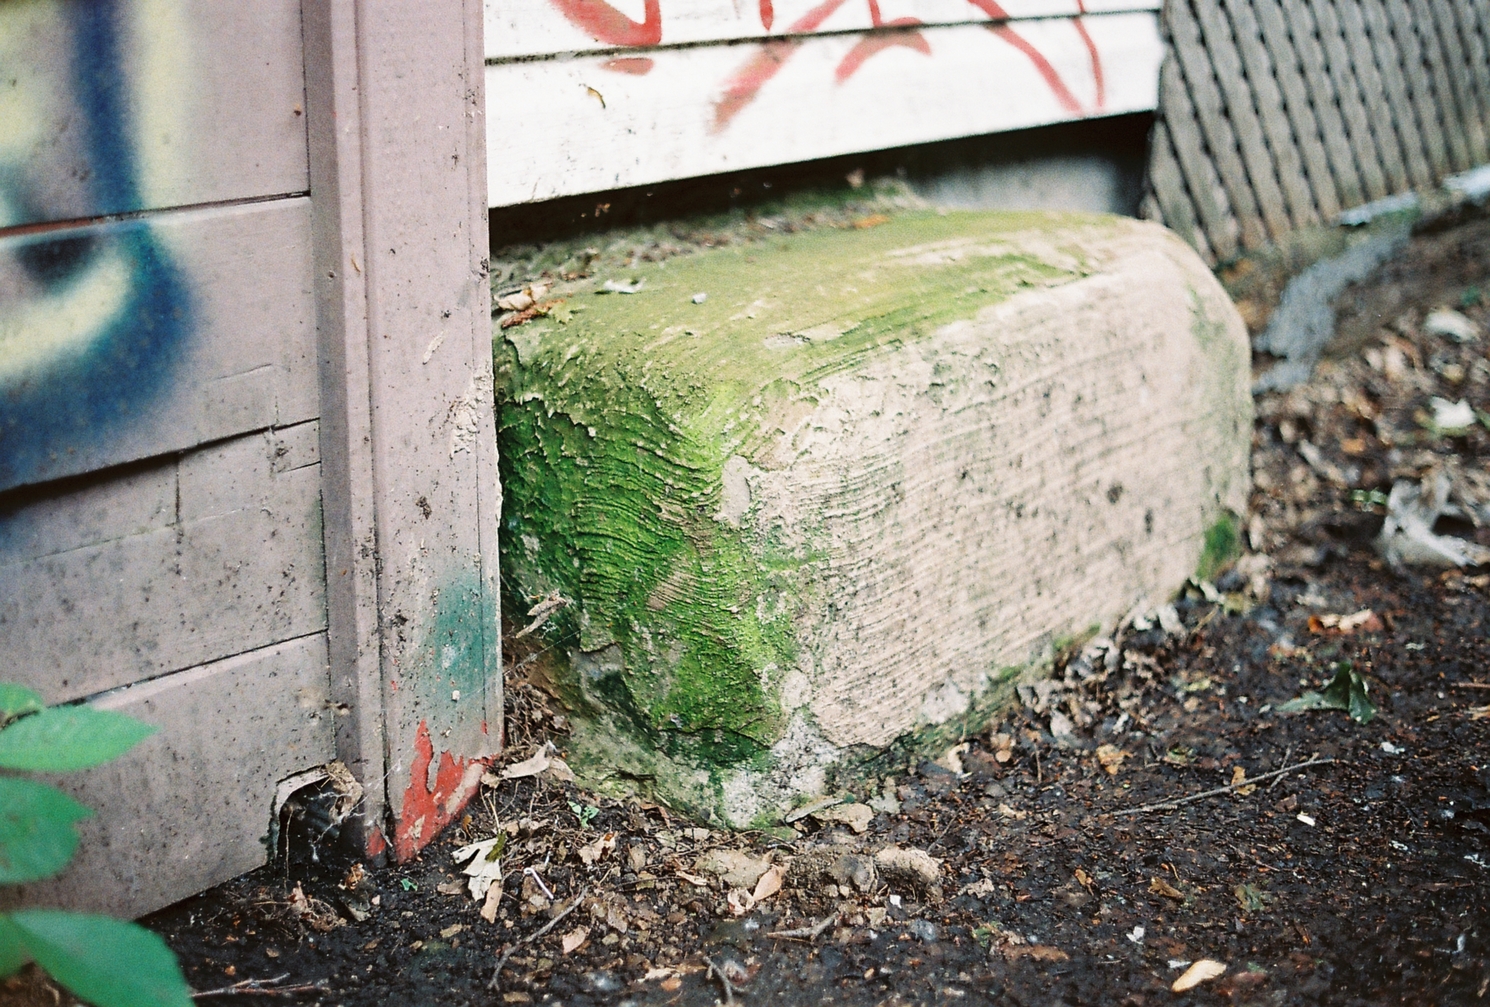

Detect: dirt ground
[8,207,1490,1007]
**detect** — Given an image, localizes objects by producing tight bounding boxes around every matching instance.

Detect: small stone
[875,846,941,890]
[909,919,939,942]
[813,802,874,834]
[694,849,772,889]
[828,853,877,892]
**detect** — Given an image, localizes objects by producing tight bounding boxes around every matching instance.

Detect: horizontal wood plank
[23,635,335,919]
[486,13,1161,206]
[484,0,1160,59]
[0,197,318,492]
[2,0,307,227]
[0,429,326,702]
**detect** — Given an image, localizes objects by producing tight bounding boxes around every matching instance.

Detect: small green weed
[0,683,192,1007]
[568,801,600,828]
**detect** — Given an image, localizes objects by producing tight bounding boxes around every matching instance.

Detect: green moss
[497,209,1115,813]
[1197,513,1240,582]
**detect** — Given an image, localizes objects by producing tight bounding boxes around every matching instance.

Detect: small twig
[765,914,838,940]
[488,888,589,991]
[1105,757,1335,817]
[1450,682,1490,689]
[193,975,326,998]
[1267,746,1294,791]
[513,593,570,640]
[703,955,739,1005]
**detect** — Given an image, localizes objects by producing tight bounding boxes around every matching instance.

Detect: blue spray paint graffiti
[0,0,190,490]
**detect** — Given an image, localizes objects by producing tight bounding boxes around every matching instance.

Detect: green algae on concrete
[496,209,1252,825]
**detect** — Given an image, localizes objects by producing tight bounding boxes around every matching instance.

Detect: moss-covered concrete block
[496,210,1250,826]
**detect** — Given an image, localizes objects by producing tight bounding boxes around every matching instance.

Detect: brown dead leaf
[560,926,590,955]
[852,214,889,229]
[436,879,465,896]
[660,977,682,992]
[578,832,617,866]
[1004,944,1069,962]
[479,881,503,923]
[751,864,785,904]
[1095,744,1129,776]
[1172,959,1226,992]
[1310,609,1382,634]
[676,870,711,886]
[1149,876,1184,900]
[1230,766,1258,796]
[1073,868,1094,891]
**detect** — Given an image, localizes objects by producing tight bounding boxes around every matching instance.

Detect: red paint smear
[962,0,1010,19]
[550,0,662,47]
[1071,0,1105,110]
[835,21,931,83]
[713,0,853,130]
[392,720,486,862]
[759,0,774,31]
[602,56,655,74]
[365,826,388,859]
[986,24,1081,114]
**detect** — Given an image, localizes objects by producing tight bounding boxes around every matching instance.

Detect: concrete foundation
[496,209,1251,827]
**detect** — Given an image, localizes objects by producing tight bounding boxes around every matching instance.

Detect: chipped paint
[392,719,488,861]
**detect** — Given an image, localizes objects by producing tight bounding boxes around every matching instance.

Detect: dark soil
[11,214,1490,1007]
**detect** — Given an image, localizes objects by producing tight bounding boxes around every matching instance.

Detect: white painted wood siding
[484,0,1162,205]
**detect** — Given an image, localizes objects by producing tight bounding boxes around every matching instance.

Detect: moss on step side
[495,209,1141,818]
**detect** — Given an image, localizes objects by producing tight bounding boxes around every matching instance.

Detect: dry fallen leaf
[439,924,463,940]
[660,977,682,992]
[578,832,617,866]
[1149,876,1184,900]
[499,749,552,780]
[1230,766,1258,796]
[1095,744,1129,776]
[936,742,969,775]
[1004,944,1069,962]
[676,870,711,886]
[751,864,785,904]
[1172,959,1226,992]
[478,881,502,923]
[560,926,590,955]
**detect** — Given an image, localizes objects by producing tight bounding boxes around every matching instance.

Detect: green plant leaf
[8,911,192,1007]
[0,684,44,725]
[0,916,30,978]
[0,777,91,884]
[1277,663,1376,724]
[0,707,155,772]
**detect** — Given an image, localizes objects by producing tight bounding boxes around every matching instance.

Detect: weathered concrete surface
[15,635,335,920]
[496,210,1250,827]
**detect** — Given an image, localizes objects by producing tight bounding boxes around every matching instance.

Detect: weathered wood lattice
[1142,0,1490,263]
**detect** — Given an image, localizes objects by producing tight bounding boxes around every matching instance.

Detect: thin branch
[488,888,589,991]
[193,975,327,998]
[703,955,739,1005]
[1450,682,1490,689]
[1105,757,1335,817]
[765,914,838,940]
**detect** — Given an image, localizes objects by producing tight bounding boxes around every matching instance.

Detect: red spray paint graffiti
[545,0,1108,134]
[392,720,487,862]
[550,0,662,46]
